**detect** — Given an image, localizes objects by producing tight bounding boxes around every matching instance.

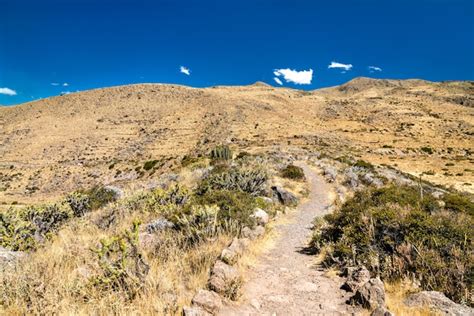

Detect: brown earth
[1,77,473,205]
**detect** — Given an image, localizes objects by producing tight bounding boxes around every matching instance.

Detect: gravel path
[219,163,358,316]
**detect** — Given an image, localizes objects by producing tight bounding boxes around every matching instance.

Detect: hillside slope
[1,78,473,204]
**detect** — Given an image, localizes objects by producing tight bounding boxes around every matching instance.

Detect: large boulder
[350,278,386,309]
[342,266,371,292]
[208,260,241,298]
[404,291,473,316]
[252,208,269,226]
[271,186,298,206]
[182,306,211,316]
[190,289,222,314]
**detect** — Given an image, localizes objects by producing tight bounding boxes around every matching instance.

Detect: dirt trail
[219,163,358,316]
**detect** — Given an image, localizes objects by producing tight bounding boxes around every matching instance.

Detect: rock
[191,289,222,314]
[139,232,160,250]
[252,208,269,225]
[271,186,298,206]
[345,169,359,189]
[371,306,394,316]
[220,238,246,265]
[350,278,386,309]
[0,247,24,268]
[404,291,473,316]
[362,173,384,188]
[322,165,337,182]
[146,218,174,233]
[209,260,241,296]
[182,306,212,316]
[342,266,371,292]
[259,196,274,204]
[250,298,261,310]
[241,225,265,240]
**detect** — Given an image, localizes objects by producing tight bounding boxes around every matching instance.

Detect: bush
[91,220,149,299]
[420,146,434,155]
[66,192,91,216]
[443,193,474,216]
[0,203,72,251]
[310,185,473,305]
[143,160,159,171]
[280,164,305,180]
[80,186,118,210]
[210,145,232,161]
[354,159,374,170]
[193,190,256,229]
[197,167,268,196]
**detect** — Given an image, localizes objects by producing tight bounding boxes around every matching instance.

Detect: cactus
[210,145,233,160]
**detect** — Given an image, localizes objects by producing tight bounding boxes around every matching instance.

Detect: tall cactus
[210,145,233,160]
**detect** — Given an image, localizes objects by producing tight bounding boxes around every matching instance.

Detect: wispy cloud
[60,91,71,95]
[0,87,17,96]
[180,66,191,75]
[368,66,382,72]
[273,68,313,85]
[51,82,60,86]
[63,82,69,87]
[328,61,353,71]
[273,77,283,85]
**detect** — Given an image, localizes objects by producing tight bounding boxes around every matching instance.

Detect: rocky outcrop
[342,266,371,292]
[404,291,473,316]
[371,306,394,316]
[208,260,241,297]
[350,278,386,310]
[252,208,269,225]
[220,238,248,265]
[271,186,298,206]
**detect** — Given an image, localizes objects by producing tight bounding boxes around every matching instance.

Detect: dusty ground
[219,163,359,316]
[0,78,473,206]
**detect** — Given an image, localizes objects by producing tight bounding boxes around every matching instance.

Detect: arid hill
[1,78,473,204]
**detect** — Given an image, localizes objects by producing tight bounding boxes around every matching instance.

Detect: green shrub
[311,185,473,305]
[172,205,220,242]
[66,192,91,216]
[443,193,474,216]
[354,159,374,170]
[143,160,159,171]
[197,167,268,196]
[0,203,72,251]
[210,145,232,161]
[181,155,200,167]
[280,164,305,180]
[420,146,434,154]
[194,190,256,229]
[91,220,149,299]
[79,186,118,210]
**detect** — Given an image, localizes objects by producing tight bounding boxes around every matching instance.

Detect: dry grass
[385,281,439,316]
[0,203,232,315]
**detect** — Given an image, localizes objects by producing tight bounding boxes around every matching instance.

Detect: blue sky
[1,0,473,105]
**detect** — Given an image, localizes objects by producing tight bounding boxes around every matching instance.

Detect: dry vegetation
[0,78,472,207]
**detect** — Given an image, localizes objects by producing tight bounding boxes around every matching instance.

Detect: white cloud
[368,66,382,72]
[273,77,283,85]
[273,68,313,85]
[63,82,69,86]
[180,66,190,76]
[60,91,71,95]
[328,61,353,71]
[0,87,17,96]
[51,82,60,86]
